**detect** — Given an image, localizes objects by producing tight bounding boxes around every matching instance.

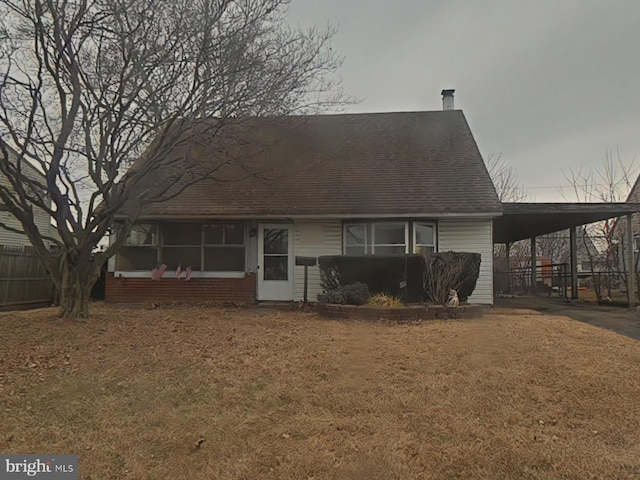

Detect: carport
[493,203,640,306]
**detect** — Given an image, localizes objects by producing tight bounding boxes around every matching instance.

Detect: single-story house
[106,91,502,304]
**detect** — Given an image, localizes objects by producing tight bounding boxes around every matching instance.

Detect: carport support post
[505,242,511,294]
[626,214,637,307]
[530,236,536,295]
[570,227,578,300]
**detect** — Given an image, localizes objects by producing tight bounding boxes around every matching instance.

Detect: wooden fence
[0,245,54,308]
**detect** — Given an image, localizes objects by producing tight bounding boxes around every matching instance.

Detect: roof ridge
[248,110,464,120]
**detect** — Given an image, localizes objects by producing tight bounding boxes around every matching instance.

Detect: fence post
[570,227,578,300]
[3,249,11,305]
[505,242,511,294]
[530,236,537,295]
[626,213,637,307]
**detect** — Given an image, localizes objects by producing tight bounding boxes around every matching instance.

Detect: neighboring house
[615,174,640,246]
[106,91,501,304]
[0,148,58,248]
[611,175,640,274]
[0,147,58,307]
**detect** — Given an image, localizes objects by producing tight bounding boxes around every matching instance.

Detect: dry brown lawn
[1,304,640,479]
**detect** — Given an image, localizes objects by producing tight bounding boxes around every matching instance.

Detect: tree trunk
[58,255,102,318]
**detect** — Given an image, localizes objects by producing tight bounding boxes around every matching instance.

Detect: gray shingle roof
[129,110,502,218]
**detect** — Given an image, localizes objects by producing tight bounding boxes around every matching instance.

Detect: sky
[287,0,640,202]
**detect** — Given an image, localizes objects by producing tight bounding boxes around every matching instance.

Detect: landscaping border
[317,303,484,321]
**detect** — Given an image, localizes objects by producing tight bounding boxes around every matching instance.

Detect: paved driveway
[495,296,640,341]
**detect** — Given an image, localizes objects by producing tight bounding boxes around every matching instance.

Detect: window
[116,247,158,270]
[115,222,246,273]
[343,222,408,255]
[125,224,158,246]
[116,224,158,270]
[203,223,246,272]
[343,221,436,256]
[371,222,408,254]
[162,223,202,272]
[414,222,436,254]
[344,224,367,255]
[262,228,289,280]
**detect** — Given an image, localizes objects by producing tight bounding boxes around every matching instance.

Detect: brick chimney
[441,89,455,110]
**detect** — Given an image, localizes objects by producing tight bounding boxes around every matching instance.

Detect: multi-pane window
[343,221,436,255]
[115,222,246,272]
[125,224,158,246]
[162,223,202,272]
[116,224,158,270]
[203,223,246,271]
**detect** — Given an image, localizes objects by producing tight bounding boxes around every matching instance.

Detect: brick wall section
[105,273,256,304]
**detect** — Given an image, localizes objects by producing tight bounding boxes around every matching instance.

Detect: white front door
[257,224,294,301]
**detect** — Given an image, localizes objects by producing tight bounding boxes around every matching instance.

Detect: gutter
[114,211,504,221]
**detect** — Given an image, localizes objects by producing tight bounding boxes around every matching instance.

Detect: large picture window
[343,221,436,255]
[371,222,408,254]
[115,222,246,273]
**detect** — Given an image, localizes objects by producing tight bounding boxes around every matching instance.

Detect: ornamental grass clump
[367,293,403,307]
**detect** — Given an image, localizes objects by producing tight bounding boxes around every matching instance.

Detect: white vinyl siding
[438,219,494,305]
[0,211,30,247]
[294,221,342,302]
[0,163,56,248]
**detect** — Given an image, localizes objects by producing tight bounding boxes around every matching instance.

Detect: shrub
[317,282,370,305]
[421,251,481,304]
[367,293,403,307]
[317,253,481,305]
[318,255,424,302]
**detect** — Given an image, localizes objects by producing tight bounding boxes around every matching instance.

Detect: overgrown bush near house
[317,282,371,305]
[318,255,424,301]
[421,251,481,304]
[367,293,403,307]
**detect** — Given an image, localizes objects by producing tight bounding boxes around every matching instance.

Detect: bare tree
[564,149,639,301]
[0,0,349,317]
[487,153,530,292]
[487,153,527,202]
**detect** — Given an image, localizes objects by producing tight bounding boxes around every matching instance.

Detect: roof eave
[114,211,504,221]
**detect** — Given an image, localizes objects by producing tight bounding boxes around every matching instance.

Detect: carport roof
[493,202,640,244]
